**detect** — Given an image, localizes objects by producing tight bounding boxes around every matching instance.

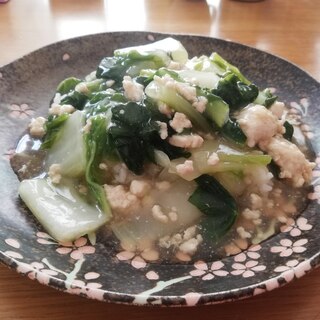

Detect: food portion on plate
[12,37,315,262]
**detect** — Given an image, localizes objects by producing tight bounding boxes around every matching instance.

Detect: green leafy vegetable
[60,90,88,110]
[57,77,82,95]
[254,88,278,108]
[85,115,112,215]
[188,174,238,240]
[221,119,247,146]
[210,52,250,84]
[45,111,86,178]
[283,120,294,141]
[212,73,259,110]
[41,113,69,149]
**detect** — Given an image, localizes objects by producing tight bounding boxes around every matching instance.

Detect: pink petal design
[251,265,266,272]
[74,237,87,247]
[131,256,146,269]
[290,228,302,237]
[30,262,44,269]
[190,269,206,277]
[9,104,20,111]
[27,272,36,280]
[292,247,306,253]
[287,259,299,267]
[274,266,290,273]
[20,104,29,111]
[254,287,266,295]
[202,273,215,281]
[213,270,229,277]
[265,278,279,291]
[72,280,85,287]
[280,225,293,233]
[36,272,50,285]
[282,269,295,283]
[59,241,73,247]
[62,53,70,61]
[70,250,84,260]
[36,231,52,239]
[184,292,202,306]
[247,252,260,260]
[232,263,245,270]
[37,238,56,245]
[145,270,159,280]
[243,270,255,278]
[116,251,135,261]
[17,263,32,274]
[5,238,20,249]
[42,269,58,276]
[78,246,95,254]
[10,111,22,118]
[297,217,312,231]
[231,270,244,276]
[294,260,311,278]
[280,239,292,247]
[84,272,100,280]
[234,253,246,262]
[293,239,308,247]
[86,282,103,289]
[250,244,261,252]
[5,251,23,259]
[280,248,293,257]
[270,246,284,253]
[194,260,208,271]
[210,261,224,271]
[246,260,258,268]
[56,247,73,255]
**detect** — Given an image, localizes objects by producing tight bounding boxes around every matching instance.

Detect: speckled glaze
[0,32,319,306]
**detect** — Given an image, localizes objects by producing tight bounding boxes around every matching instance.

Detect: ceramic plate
[0,32,319,306]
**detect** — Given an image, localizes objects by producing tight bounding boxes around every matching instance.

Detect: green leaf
[85,116,112,215]
[221,119,247,146]
[212,73,259,110]
[41,113,69,149]
[283,120,294,141]
[56,77,82,95]
[188,174,238,241]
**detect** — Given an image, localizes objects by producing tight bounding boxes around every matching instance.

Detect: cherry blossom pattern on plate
[62,53,70,61]
[280,217,313,237]
[231,260,266,278]
[8,103,34,119]
[274,259,312,283]
[3,238,23,260]
[233,244,262,263]
[68,279,104,300]
[116,246,159,270]
[56,237,95,260]
[270,238,308,257]
[189,260,229,281]
[145,270,159,280]
[17,261,58,285]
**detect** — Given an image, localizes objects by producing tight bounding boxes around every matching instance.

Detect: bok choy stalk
[155,140,272,181]
[45,111,86,178]
[111,179,202,250]
[188,174,238,241]
[84,115,112,216]
[145,79,212,133]
[18,178,109,243]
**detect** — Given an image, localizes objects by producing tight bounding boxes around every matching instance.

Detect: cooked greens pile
[19,37,292,245]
